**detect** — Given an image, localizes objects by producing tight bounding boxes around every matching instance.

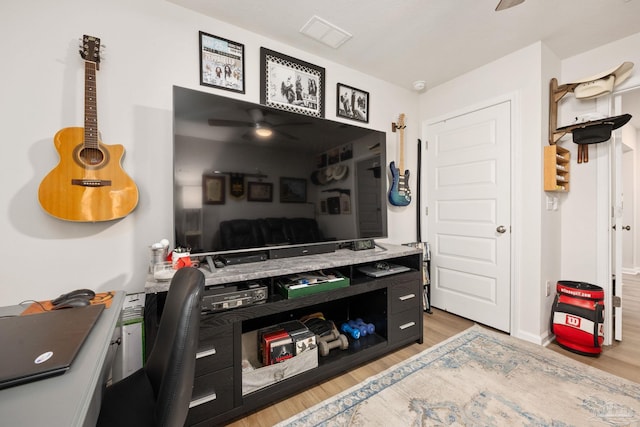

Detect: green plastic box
[276,270,349,299]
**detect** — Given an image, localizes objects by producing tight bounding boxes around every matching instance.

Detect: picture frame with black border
[199,31,245,93]
[247,182,273,202]
[203,175,225,204]
[337,83,369,123]
[280,177,307,203]
[260,47,325,118]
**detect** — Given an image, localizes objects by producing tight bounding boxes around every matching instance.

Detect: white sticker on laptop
[34,351,53,364]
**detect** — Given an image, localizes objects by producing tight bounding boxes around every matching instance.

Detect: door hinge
[425,207,428,216]
[613,295,622,308]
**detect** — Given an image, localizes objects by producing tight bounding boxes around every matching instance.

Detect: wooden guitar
[388,113,411,206]
[38,35,139,222]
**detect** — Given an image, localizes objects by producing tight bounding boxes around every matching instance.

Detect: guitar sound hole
[79,147,104,166]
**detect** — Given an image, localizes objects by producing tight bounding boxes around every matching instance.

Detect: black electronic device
[52,297,91,310]
[269,242,336,259]
[173,86,388,261]
[201,282,268,312]
[52,288,95,306]
[219,252,268,265]
[357,262,411,277]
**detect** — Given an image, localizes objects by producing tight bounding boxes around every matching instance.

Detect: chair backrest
[258,217,291,246]
[145,267,204,427]
[287,217,323,243]
[219,219,263,250]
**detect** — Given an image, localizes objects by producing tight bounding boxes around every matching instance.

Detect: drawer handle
[399,321,416,330]
[196,347,217,359]
[189,392,217,408]
[398,293,416,301]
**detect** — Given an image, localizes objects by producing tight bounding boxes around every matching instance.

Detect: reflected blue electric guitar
[388,113,411,206]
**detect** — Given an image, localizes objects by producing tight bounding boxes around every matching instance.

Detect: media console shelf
[144,244,423,426]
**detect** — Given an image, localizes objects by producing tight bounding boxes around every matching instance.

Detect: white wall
[0,0,418,305]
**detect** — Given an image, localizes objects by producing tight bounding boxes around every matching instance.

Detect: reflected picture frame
[280,177,307,203]
[247,182,273,202]
[203,175,225,204]
[260,47,325,117]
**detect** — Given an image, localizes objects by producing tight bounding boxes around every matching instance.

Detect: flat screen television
[173,86,387,259]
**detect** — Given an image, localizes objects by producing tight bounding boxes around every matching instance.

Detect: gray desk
[0,291,125,427]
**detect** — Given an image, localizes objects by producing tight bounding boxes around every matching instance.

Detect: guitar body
[38,127,139,222]
[388,160,411,206]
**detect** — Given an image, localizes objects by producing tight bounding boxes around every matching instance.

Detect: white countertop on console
[145,243,422,293]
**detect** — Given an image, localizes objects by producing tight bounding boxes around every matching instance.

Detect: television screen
[173,86,387,257]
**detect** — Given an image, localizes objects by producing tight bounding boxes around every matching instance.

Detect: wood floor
[227,275,640,427]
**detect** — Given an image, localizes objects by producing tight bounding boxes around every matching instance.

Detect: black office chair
[97,267,205,427]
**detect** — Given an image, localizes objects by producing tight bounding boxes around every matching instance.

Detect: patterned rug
[275,325,640,426]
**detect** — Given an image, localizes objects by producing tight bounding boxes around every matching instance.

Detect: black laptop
[0,304,104,390]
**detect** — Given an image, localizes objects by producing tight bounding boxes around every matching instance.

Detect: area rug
[275,325,640,426]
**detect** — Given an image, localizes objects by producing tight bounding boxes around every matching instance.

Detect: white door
[622,149,634,270]
[425,101,511,332]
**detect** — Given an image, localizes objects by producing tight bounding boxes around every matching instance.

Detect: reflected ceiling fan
[495,0,524,11]
[208,108,310,140]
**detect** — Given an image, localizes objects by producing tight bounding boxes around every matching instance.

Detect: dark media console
[144,244,423,426]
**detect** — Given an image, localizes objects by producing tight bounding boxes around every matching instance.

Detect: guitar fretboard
[84,61,98,149]
[398,125,405,171]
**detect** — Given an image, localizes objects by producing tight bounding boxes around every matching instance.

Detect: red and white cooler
[550,280,604,356]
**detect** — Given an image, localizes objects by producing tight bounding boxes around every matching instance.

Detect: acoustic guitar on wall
[38,35,139,222]
[388,113,411,206]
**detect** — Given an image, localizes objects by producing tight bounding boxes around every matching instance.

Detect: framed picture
[203,175,225,204]
[247,182,273,202]
[280,177,307,203]
[337,83,369,123]
[260,47,325,117]
[340,143,353,161]
[199,31,245,93]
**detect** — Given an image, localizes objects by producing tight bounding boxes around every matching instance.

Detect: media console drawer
[195,324,234,376]
[187,366,234,425]
[389,278,421,314]
[388,310,421,344]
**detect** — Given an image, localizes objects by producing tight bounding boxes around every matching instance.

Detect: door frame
[597,85,640,345]
[420,92,519,335]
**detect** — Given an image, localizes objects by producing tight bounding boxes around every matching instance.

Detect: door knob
[496,225,507,234]
[623,225,631,231]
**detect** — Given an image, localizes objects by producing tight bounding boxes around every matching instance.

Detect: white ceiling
[170,0,640,91]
